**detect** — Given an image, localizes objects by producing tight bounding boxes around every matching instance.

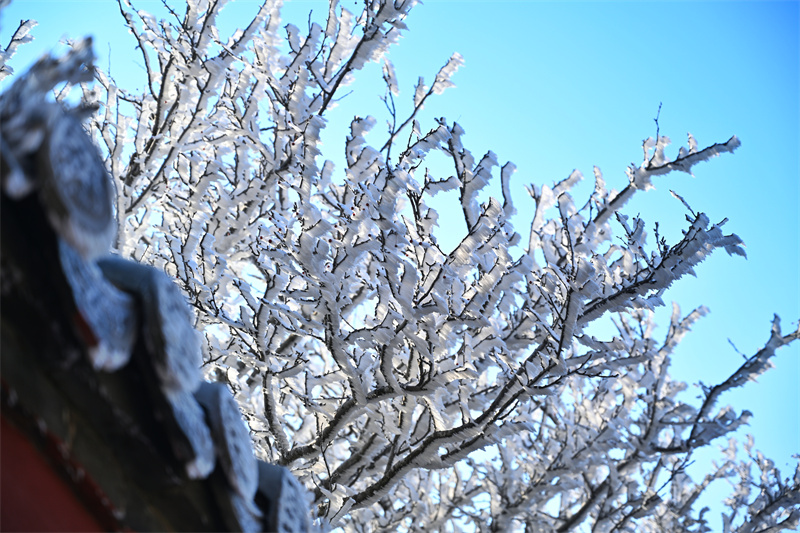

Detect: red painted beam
[1,414,104,532]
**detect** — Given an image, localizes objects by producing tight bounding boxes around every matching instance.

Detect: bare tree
[3,1,798,530]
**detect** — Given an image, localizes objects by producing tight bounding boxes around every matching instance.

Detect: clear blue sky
[2,0,798,524]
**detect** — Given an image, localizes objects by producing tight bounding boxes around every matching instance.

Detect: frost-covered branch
[0,18,37,82]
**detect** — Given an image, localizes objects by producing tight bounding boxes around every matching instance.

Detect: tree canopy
[1,1,798,531]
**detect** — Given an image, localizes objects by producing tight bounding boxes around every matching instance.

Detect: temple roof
[0,39,310,533]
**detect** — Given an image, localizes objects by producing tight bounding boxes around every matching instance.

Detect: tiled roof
[0,38,311,533]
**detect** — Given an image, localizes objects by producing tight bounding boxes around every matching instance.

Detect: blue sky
[2,0,798,524]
